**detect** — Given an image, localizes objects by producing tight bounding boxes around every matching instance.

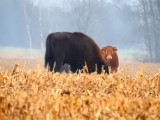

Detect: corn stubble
[0,60,160,120]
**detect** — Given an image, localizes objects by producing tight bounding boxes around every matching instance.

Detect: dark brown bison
[100,46,119,73]
[45,32,109,74]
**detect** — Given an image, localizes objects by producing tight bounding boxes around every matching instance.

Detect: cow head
[101,46,117,64]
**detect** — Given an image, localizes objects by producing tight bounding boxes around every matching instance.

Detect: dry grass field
[0,58,160,120]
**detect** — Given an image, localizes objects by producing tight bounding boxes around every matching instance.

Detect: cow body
[45,32,109,74]
[100,46,119,73]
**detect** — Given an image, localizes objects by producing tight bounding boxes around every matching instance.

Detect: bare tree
[156,0,160,61]
[68,0,93,33]
[23,0,33,59]
[141,0,153,62]
[38,3,45,56]
[148,0,159,62]
[140,0,160,62]
[47,6,52,33]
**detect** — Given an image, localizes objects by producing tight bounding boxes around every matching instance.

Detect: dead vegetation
[0,59,160,120]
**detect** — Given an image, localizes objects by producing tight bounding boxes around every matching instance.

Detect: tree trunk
[156,0,160,61]
[38,4,44,57]
[23,0,32,59]
[47,7,52,33]
[149,0,159,62]
[141,0,153,62]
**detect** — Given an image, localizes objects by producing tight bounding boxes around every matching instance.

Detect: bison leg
[70,65,79,73]
[87,64,96,73]
[54,52,65,72]
[54,62,63,72]
[49,61,54,71]
[97,63,109,74]
[70,63,84,73]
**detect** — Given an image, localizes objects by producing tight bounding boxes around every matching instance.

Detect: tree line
[0,0,159,62]
[140,0,160,62]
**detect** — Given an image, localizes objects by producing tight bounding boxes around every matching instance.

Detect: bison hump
[53,32,70,39]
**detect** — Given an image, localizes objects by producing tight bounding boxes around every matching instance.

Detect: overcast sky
[30,0,139,8]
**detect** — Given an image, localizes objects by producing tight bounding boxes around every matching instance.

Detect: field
[0,58,160,120]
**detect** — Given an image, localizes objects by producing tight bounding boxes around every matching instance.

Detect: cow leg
[111,67,117,73]
[104,65,109,74]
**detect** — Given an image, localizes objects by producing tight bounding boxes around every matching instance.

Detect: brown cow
[100,46,119,73]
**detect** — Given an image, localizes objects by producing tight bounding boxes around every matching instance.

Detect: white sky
[30,0,139,8]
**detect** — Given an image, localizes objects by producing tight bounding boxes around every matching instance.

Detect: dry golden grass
[0,58,160,120]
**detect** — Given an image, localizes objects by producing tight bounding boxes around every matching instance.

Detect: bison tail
[44,33,54,68]
[44,53,48,68]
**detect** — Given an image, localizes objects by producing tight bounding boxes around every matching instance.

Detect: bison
[100,46,119,73]
[44,32,109,74]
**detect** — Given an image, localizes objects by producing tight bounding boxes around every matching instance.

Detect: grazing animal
[100,46,119,73]
[45,32,109,74]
